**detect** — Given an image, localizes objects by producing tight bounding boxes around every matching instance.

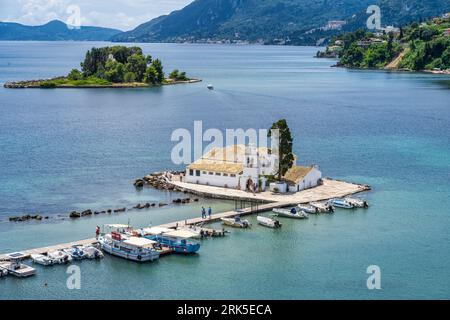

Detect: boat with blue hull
[142,228,201,254]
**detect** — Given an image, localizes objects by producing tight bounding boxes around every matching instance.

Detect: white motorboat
[345,197,369,208]
[257,216,282,228]
[48,250,72,264]
[298,204,319,214]
[0,267,8,277]
[272,208,309,219]
[1,254,36,277]
[63,246,89,260]
[31,253,54,266]
[221,216,251,228]
[82,245,104,259]
[207,84,214,90]
[310,201,334,213]
[329,198,354,209]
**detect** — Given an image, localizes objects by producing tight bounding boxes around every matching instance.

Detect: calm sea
[0,41,449,299]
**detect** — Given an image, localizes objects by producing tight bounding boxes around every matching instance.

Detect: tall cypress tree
[268,119,294,181]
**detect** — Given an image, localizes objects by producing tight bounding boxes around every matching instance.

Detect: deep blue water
[0,41,449,299]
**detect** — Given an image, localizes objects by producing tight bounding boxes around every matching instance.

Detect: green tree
[68,69,82,81]
[169,69,179,79]
[124,71,136,83]
[144,66,159,84]
[151,59,164,83]
[125,54,147,82]
[268,119,294,181]
[104,60,125,83]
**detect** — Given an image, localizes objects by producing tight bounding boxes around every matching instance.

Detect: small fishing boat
[99,232,160,262]
[48,250,72,264]
[298,204,319,214]
[63,246,88,260]
[1,254,36,277]
[207,84,214,90]
[82,245,104,259]
[31,253,54,266]
[329,198,354,209]
[145,229,201,254]
[345,197,369,208]
[221,216,251,228]
[310,201,334,213]
[257,216,282,228]
[272,208,309,219]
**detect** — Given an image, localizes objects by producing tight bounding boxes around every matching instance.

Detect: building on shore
[185,144,322,193]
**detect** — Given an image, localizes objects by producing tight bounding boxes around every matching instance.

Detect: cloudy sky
[0,0,193,31]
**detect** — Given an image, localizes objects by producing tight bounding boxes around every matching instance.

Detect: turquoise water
[0,42,449,299]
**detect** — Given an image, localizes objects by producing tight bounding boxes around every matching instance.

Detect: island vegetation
[4,45,199,88]
[317,15,450,73]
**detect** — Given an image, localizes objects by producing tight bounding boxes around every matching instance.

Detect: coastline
[3,78,202,89]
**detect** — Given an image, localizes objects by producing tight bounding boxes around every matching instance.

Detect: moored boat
[207,84,214,90]
[1,254,36,277]
[297,204,319,214]
[99,232,160,262]
[221,216,251,228]
[272,208,309,219]
[144,229,201,254]
[310,201,334,213]
[31,253,54,266]
[63,246,88,260]
[82,245,104,259]
[48,250,73,264]
[0,267,7,277]
[329,198,354,209]
[345,197,369,208]
[257,216,282,228]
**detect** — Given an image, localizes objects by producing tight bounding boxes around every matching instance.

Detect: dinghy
[345,197,369,208]
[257,216,282,228]
[272,208,309,219]
[82,245,104,259]
[221,216,251,228]
[329,199,354,209]
[310,201,334,213]
[298,204,318,214]
[31,253,54,266]
[48,250,72,264]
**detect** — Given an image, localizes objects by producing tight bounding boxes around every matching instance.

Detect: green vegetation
[6,46,194,88]
[320,15,450,71]
[268,119,294,181]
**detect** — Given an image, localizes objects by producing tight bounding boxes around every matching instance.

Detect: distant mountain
[0,20,122,41]
[111,0,450,45]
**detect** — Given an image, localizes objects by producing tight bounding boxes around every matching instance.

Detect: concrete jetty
[0,178,369,261]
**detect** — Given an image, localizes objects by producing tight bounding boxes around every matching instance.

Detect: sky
[0,0,194,31]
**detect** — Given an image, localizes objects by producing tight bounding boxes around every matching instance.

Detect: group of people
[201,206,212,219]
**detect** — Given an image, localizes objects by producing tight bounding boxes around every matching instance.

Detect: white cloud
[0,0,193,30]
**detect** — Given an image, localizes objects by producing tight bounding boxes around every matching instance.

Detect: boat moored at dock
[31,253,54,266]
[329,198,354,209]
[99,231,160,262]
[221,216,251,228]
[345,197,369,208]
[272,208,309,219]
[143,229,201,254]
[48,250,72,264]
[257,216,282,228]
[0,253,36,278]
[310,201,334,213]
[297,204,319,214]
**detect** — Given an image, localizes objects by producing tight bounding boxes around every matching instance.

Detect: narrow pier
[0,202,288,261]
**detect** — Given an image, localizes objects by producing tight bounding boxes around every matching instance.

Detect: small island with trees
[4,45,201,88]
[317,15,450,73]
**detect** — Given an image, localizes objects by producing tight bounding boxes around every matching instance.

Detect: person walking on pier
[201,206,206,219]
[208,206,212,219]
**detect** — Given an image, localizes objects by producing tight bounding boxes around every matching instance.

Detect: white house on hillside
[184,144,322,193]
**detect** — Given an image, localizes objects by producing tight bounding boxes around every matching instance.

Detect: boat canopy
[123,237,157,248]
[163,229,199,239]
[105,224,129,228]
[142,227,172,235]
